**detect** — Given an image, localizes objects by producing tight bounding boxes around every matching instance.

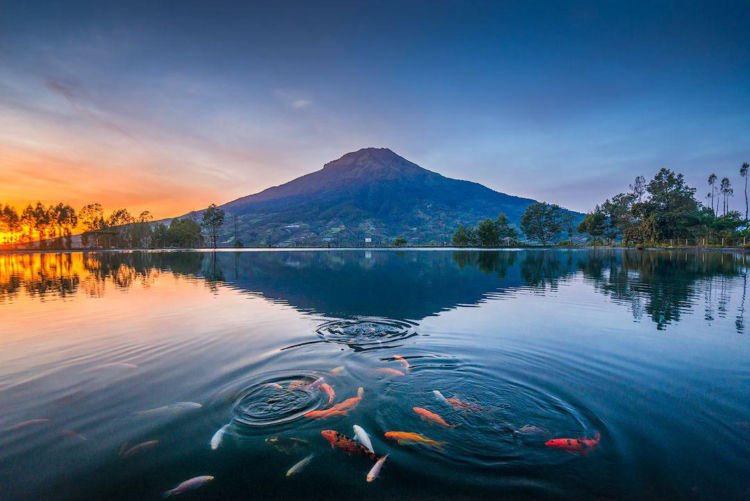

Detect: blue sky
[1,0,748,216]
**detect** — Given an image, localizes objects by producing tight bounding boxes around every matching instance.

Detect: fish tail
[357,387,364,398]
[594,431,601,442]
[162,489,174,499]
[450,423,461,429]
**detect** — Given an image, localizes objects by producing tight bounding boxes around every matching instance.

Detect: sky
[1,0,749,217]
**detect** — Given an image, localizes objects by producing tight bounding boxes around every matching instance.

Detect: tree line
[578,162,750,246]
[0,201,226,249]
[452,205,574,247]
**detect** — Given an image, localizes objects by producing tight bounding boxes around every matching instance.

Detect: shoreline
[2,245,749,254]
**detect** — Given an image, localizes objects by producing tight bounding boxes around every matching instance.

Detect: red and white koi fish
[321,430,379,461]
[545,432,600,454]
[413,407,458,428]
[163,475,214,497]
[320,383,335,407]
[304,388,363,419]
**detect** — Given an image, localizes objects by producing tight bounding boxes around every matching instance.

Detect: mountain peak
[322,147,427,177]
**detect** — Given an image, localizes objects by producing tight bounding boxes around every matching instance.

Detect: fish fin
[162,489,174,499]
[450,423,461,429]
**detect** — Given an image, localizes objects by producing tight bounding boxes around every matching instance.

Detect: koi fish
[413,407,457,428]
[384,431,445,449]
[321,430,379,461]
[286,453,314,477]
[367,454,388,482]
[210,424,230,450]
[374,368,405,377]
[62,429,87,442]
[353,424,375,454]
[134,402,202,417]
[120,440,158,458]
[265,436,310,455]
[393,355,410,370]
[304,388,363,419]
[330,366,345,376]
[515,424,548,436]
[545,432,600,454]
[445,396,482,413]
[163,475,214,497]
[6,418,51,431]
[320,383,335,407]
[433,390,450,405]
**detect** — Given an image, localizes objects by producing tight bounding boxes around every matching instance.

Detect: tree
[201,204,225,249]
[476,218,500,247]
[496,213,518,244]
[520,202,564,246]
[451,224,474,246]
[741,162,749,222]
[720,177,733,216]
[393,236,407,247]
[708,173,718,215]
[578,205,608,242]
[169,218,203,248]
[0,205,21,246]
[630,175,647,202]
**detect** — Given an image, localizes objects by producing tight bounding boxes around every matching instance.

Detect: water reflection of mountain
[0,250,747,331]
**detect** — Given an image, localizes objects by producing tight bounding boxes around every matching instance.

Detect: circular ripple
[228,373,328,430]
[316,317,418,351]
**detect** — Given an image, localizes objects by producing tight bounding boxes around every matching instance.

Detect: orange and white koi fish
[367,454,388,482]
[304,388,363,419]
[545,432,600,454]
[120,440,158,458]
[321,430,379,461]
[384,431,445,449]
[320,383,335,407]
[413,407,457,428]
[374,368,405,377]
[393,356,410,370]
[163,475,214,497]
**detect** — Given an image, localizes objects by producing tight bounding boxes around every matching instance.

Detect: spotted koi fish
[321,430,379,461]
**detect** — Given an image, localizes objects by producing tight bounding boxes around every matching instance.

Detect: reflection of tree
[580,250,745,331]
[1,250,748,333]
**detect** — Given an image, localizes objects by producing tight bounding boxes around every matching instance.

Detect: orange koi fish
[393,355,410,370]
[384,431,445,449]
[545,432,600,454]
[374,368,405,377]
[304,387,363,419]
[320,383,335,407]
[413,407,457,428]
[321,430,379,461]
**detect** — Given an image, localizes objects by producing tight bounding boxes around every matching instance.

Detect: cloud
[274,89,312,110]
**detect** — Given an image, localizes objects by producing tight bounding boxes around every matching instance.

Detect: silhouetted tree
[741,162,749,222]
[720,177,733,216]
[708,173,718,214]
[201,204,225,249]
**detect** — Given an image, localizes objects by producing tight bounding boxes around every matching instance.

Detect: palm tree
[720,177,733,216]
[708,173,718,214]
[741,162,749,223]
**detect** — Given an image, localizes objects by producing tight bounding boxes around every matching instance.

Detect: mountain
[188,148,579,246]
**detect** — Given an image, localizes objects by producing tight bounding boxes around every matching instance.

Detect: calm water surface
[0,249,748,500]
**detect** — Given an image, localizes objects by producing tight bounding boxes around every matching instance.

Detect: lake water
[1,249,748,500]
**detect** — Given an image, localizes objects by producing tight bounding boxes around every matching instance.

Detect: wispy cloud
[274,89,312,110]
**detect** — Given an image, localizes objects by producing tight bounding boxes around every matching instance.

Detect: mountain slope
[191,148,578,246]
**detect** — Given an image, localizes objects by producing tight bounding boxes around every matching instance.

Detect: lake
[0,249,748,500]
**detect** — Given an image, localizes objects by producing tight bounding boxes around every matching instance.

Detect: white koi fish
[433,390,450,406]
[367,454,388,482]
[353,425,375,454]
[210,424,230,450]
[134,402,202,417]
[286,453,314,477]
